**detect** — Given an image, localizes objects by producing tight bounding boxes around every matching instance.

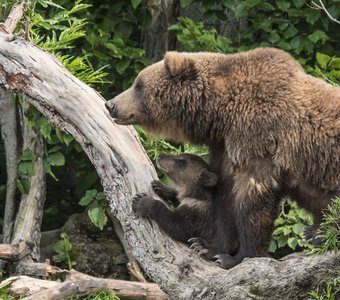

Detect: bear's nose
[105,100,116,115]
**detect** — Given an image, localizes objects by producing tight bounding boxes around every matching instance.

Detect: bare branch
[0,241,31,261]
[311,0,340,24]
[0,1,25,34]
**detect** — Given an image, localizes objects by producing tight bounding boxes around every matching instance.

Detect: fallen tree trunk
[0,32,339,300]
[1,270,167,300]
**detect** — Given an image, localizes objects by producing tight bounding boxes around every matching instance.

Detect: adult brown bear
[105,48,340,269]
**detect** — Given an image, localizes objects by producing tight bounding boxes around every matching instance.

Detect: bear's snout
[105,100,117,117]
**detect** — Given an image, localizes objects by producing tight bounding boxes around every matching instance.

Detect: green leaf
[287,237,298,250]
[15,178,30,194]
[276,40,291,50]
[48,152,65,166]
[63,133,74,146]
[79,189,97,206]
[308,30,329,43]
[180,0,193,8]
[39,118,52,140]
[268,32,280,44]
[283,25,298,39]
[18,161,35,176]
[329,58,340,69]
[290,36,301,51]
[257,2,274,11]
[48,145,62,153]
[21,149,36,162]
[275,0,290,11]
[293,0,305,8]
[292,223,305,235]
[56,128,64,143]
[268,240,277,253]
[116,60,130,75]
[305,9,321,25]
[96,192,106,201]
[277,236,288,248]
[88,206,108,230]
[131,0,142,9]
[283,226,292,236]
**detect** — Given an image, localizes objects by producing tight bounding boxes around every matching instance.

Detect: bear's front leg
[215,162,281,269]
[132,193,194,242]
[132,193,160,217]
[151,180,179,206]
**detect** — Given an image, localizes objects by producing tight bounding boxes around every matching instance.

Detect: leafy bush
[269,199,313,255]
[310,198,340,255]
[307,198,340,299]
[309,277,340,300]
[53,232,77,270]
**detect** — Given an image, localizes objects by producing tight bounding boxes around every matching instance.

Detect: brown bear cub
[132,153,217,243]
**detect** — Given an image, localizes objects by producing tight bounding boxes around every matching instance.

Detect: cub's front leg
[132,193,193,242]
[151,180,180,206]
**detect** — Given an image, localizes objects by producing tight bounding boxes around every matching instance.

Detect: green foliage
[309,277,340,300]
[315,52,340,85]
[56,0,152,95]
[16,148,36,194]
[310,198,340,255]
[0,285,16,300]
[172,0,340,67]
[53,232,77,270]
[79,189,108,230]
[29,0,108,86]
[269,199,313,254]
[169,17,232,52]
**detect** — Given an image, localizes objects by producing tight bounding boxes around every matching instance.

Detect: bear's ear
[200,170,218,187]
[164,52,197,80]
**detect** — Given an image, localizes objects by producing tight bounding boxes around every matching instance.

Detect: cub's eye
[135,81,144,92]
[176,158,186,167]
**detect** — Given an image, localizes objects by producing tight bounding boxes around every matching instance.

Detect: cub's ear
[200,170,218,187]
[164,52,197,80]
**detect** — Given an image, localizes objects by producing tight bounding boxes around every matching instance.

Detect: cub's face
[156,153,217,188]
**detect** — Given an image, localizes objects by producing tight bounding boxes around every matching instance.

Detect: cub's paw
[213,254,242,270]
[132,193,155,217]
[151,180,167,195]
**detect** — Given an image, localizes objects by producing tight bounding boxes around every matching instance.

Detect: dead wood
[3,270,167,300]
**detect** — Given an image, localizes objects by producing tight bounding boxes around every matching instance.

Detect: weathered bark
[0,89,19,244]
[0,0,45,268]
[0,33,339,300]
[0,241,31,261]
[11,118,46,262]
[1,270,167,300]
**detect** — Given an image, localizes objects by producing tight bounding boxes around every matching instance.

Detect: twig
[127,262,147,283]
[0,1,25,34]
[311,0,340,24]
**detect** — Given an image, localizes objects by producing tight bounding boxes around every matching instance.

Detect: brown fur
[132,153,217,243]
[106,48,340,268]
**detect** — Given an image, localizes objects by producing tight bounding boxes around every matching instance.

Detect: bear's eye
[176,158,186,167]
[135,80,144,92]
